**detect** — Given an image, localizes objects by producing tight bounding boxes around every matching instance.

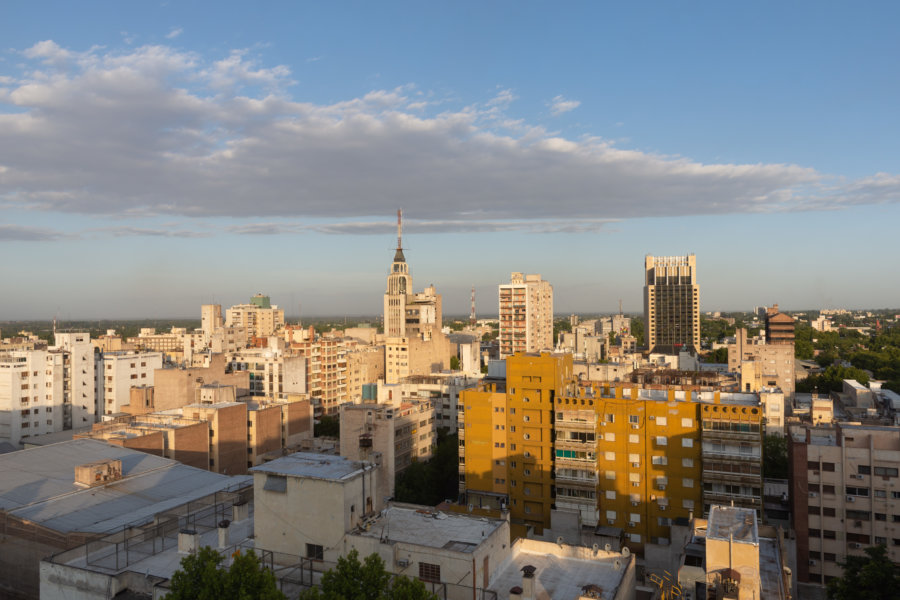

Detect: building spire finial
[397,208,403,250]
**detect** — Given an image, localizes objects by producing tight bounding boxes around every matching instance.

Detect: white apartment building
[0,349,65,444]
[54,332,97,430]
[96,351,163,416]
[499,272,553,358]
[225,294,285,338]
[227,347,307,398]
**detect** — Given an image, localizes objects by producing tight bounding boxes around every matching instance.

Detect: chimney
[178,529,199,554]
[521,565,536,600]
[218,520,231,548]
[509,586,523,600]
[232,501,249,522]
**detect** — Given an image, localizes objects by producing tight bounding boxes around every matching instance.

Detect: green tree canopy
[763,435,788,479]
[166,546,285,600]
[298,549,438,600]
[315,415,340,438]
[827,544,900,600]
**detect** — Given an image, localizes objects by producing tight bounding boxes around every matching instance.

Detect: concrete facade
[498,273,554,358]
[643,255,700,354]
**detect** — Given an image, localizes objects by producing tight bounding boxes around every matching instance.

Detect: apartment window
[823,530,836,540]
[629,415,639,425]
[418,562,441,582]
[606,510,616,521]
[681,418,693,427]
[306,544,324,560]
[652,456,668,466]
[655,416,667,426]
[605,471,616,480]
[876,513,887,521]
[682,478,694,488]
[875,537,887,545]
[606,490,616,500]
[809,529,821,538]
[858,465,872,475]
[605,452,616,461]
[822,462,835,472]
[824,553,837,562]
[682,438,694,448]
[629,434,639,443]
[510,426,516,432]
[808,461,819,471]
[656,436,667,446]
[264,474,286,492]
[823,485,836,495]
[809,551,821,560]
[875,466,899,477]
[875,489,887,498]
[606,414,614,423]
[823,507,836,517]
[606,433,616,442]
[682,458,694,468]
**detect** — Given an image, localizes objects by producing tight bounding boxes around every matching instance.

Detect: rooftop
[487,538,633,600]
[351,505,505,551]
[0,438,248,534]
[706,505,759,545]
[251,452,372,481]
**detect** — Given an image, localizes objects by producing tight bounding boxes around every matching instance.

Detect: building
[0,333,100,446]
[201,303,224,344]
[340,398,436,498]
[77,394,312,473]
[727,328,795,397]
[381,212,452,384]
[643,255,700,354]
[284,326,349,416]
[227,346,307,398]
[788,421,900,587]
[764,304,795,345]
[225,293,285,338]
[460,354,765,549]
[0,438,248,599]
[151,353,250,412]
[676,505,791,600]
[96,350,164,416]
[498,273,554,358]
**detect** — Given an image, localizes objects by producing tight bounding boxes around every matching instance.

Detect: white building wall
[0,350,66,445]
[97,352,163,416]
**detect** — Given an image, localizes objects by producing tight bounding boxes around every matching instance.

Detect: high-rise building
[764,303,795,345]
[226,294,285,338]
[381,211,450,384]
[643,255,700,353]
[498,273,553,358]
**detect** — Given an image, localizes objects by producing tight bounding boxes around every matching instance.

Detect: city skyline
[3,2,900,318]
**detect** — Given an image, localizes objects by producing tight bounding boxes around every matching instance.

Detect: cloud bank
[0,41,897,234]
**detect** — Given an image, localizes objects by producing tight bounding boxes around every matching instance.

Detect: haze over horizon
[2,2,899,319]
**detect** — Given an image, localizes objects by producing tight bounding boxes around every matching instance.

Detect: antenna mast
[470,286,476,326]
[397,209,403,250]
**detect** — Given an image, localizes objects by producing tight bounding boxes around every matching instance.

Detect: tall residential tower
[498,273,553,358]
[643,255,700,354]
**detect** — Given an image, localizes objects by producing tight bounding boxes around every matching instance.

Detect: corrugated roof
[0,438,248,534]
[250,452,370,480]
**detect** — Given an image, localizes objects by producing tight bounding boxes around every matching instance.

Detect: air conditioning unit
[608,519,616,525]
[851,543,863,549]
[632,501,640,506]
[658,484,666,491]
[631,424,639,430]
[632,462,640,468]
[809,559,817,566]
[632,482,640,487]
[847,496,855,502]
[809,492,818,498]
[659,505,667,511]
[600,422,608,427]
[854,474,864,480]
[628,521,636,528]
[649,415,655,420]
[397,558,410,567]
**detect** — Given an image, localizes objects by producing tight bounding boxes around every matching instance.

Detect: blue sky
[1,2,899,319]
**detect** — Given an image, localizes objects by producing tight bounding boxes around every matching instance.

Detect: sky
[2,2,899,320]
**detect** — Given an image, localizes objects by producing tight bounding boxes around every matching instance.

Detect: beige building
[643,255,700,353]
[225,294,285,338]
[151,353,250,412]
[498,272,553,358]
[284,326,349,416]
[345,344,385,402]
[340,398,436,498]
[227,346,307,398]
[200,303,224,344]
[789,421,900,586]
[728,328,795,398]
[96,351,164,416]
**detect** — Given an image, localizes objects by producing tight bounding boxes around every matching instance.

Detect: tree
[315,415,340,438]
[703,347,729,364]
[395,431,460,505]
[827,544,900,600]
[167,546,285,600]
[763,435,788,479]
[298,549,438,600]
[450,355,460,370]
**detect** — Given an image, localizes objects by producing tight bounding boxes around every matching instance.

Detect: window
[875,466,899,477]
[606,414,614,423]
[656,417,667,426]
[606,433,616,442]
[629,415,639,424]
[822,462,835,472]
[682,458,694,468]
[652,456,668,466]
[629,434,639,443]
[681,418,693,428]
[656,436,667,446]
[306,544,323,560]
[823,507,836,517]
[605,452,616,461]
[682,478,694,488]
[858,465,871,475]
[823,485,836,495]
[264,475,287,493]
[606,490,616,500]
[682,438,694,448]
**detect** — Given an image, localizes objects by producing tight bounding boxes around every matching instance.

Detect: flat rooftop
[352,505,505,551]
[487,539,632,600]
[706,505,759,545]
[250,452,371,481]
[0,438,249,533]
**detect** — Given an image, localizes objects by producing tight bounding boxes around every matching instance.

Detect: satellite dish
[622,546,631,557]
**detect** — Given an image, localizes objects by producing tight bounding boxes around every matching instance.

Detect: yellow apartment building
[460,353,764,549]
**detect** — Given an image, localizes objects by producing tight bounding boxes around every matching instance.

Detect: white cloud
[549,94,580,115]
[0,41,895,232]
[165,27,183,40]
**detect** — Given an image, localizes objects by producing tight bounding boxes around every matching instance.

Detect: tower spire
[397,209,403,250]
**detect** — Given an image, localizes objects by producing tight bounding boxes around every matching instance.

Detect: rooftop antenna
[397,209,403,251]
[470,286,476,326]
[619,299,623,316]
